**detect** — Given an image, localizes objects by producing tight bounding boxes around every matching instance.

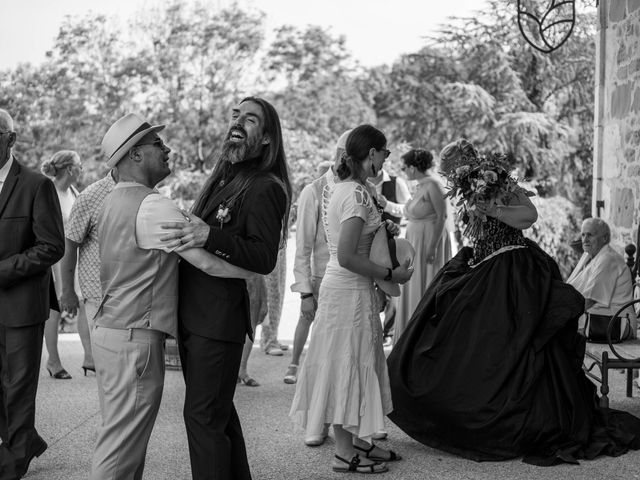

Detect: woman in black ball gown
[387,139,640,466]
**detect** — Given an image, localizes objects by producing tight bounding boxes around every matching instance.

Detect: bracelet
[300,293,313,299]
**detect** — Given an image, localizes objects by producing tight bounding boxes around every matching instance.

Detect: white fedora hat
[369,226,415,297]
[102,113,165,168]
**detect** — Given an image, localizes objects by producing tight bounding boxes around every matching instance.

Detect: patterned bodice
[472,217,526,264]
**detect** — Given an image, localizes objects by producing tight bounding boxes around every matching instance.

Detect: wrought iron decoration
[517,0,576,53]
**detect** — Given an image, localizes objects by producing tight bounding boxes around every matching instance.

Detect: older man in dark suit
[161,97,291,480]
[0,109,65,479]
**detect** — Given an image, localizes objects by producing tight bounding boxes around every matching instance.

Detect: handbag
[584,312,631,344]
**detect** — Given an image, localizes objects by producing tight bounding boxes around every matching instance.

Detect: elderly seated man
[567,217,637,340]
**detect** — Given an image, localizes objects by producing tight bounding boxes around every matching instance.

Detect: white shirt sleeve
[136,193,188,252]
[291,184,318,294]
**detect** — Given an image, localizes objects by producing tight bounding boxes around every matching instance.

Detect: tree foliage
[0,0,597,271]
[372,0,595,211]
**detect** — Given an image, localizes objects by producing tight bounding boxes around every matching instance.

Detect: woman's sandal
[284,364,298,384]
[237,376,260,387]
[332,454,388,474]
[354,443,402,462]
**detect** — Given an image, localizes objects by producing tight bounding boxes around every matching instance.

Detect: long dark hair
[192,96,291,245]
[337,124,386,181]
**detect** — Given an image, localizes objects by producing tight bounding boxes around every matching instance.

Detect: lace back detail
[353,183,372,208]
[472,217,526,264]
[321,183,333,247]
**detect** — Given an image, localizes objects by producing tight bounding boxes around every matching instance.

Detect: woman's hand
[391,259,414,284]
[300,295,317,320]
[384,219,400,237]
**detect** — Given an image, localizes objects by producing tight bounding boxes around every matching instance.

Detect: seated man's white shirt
[567,244,636,321]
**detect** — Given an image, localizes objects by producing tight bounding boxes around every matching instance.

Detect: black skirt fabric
[387,240,640,466]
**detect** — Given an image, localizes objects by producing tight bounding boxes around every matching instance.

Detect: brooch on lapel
[215,201,232,228]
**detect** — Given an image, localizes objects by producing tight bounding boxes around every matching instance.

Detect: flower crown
[442,151,527,239]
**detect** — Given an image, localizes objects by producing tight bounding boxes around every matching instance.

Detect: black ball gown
[387,217,640,466]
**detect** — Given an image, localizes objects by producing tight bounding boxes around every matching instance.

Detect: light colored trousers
[260,246,287,350]
[84,297,100,330]
[90,326,165,480]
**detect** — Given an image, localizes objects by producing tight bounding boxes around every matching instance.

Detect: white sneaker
[265,346,284,356]
[372,430,388,441]
[305,425,330,446]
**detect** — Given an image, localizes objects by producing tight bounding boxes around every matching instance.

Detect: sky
[0,0,485,70]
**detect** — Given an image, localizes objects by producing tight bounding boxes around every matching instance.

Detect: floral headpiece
[442,151,526,239]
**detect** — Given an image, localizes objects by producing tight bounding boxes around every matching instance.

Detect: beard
[220,139,248,164]
[220,130,262,164]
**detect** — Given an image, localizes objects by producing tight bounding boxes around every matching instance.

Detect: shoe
[354,443,401,462]
[265,346,284,356]
[332,454,387,474]
[305,424,329,446]
[372,430,387,441]
[237,376,260,387]
[284,364,298,384]
[278,343,289,351]
[82,365,96,376]
[46,367,72,380]
[18,436,47,477]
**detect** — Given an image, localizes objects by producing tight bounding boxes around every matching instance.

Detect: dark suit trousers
[0,323,44,477]
[179,326,251,480]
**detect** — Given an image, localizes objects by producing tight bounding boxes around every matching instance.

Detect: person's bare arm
[485,189,538,230]
[337,217,412,284]
[59,238,81,315]
[176,247,256,279]
[424,181,447,262]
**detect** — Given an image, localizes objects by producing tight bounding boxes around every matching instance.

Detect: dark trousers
[0,323,45,480]
[179,326,251,480]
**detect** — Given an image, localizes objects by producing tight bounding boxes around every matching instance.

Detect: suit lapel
[0,159,20,219]
[199,179,243,221]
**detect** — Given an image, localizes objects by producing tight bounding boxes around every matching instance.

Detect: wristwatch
[300,293,313,299]
[383,268,393,281]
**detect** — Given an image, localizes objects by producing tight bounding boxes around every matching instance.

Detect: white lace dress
[289,181,392,442]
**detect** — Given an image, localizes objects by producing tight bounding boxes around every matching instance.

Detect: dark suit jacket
[179,171,287,344]
[0,157,65,326]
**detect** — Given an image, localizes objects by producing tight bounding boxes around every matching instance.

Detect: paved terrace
[25,239,640,480]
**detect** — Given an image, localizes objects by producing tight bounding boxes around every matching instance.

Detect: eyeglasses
[381,148,391,159]
[136,138,166,150]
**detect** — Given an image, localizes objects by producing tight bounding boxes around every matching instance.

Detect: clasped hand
[392,259,414,284]
[384,219,400,236]
[160,211,210,251]
[59,290,80,316]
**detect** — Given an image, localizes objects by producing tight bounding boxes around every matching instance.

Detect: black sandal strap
[334,454,361,471]
[353,443,376,458]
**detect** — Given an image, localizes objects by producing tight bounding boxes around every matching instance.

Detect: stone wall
[596,0,640,250]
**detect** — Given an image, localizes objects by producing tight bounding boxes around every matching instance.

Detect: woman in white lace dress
[290,125,413,474]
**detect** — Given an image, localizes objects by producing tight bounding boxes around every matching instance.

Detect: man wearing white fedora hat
[90,113,253,480]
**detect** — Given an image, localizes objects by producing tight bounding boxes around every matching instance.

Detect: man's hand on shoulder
[160,211,210,252]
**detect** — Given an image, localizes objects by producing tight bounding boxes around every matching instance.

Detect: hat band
[110,122,153,159]
[387,234,400,269]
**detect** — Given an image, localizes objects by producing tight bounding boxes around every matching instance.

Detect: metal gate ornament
[517,0,576,53]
